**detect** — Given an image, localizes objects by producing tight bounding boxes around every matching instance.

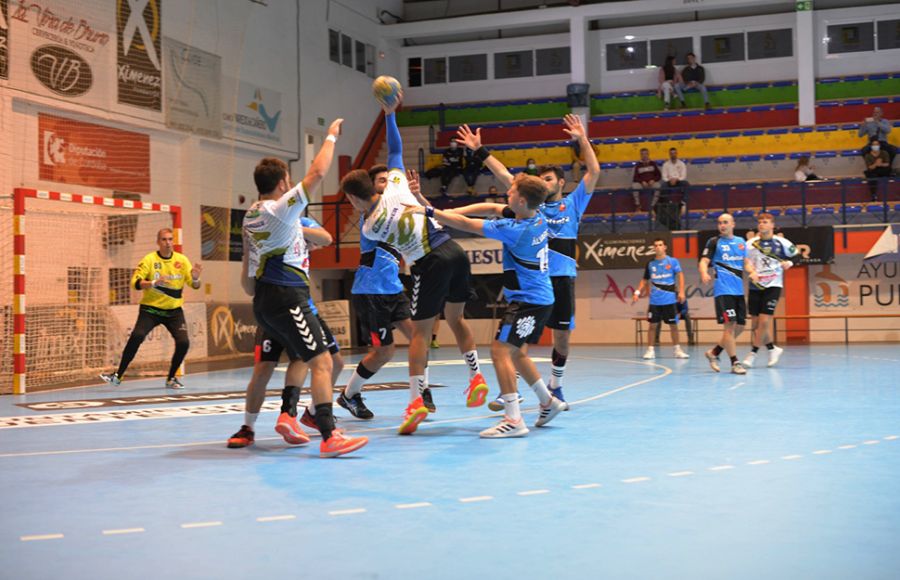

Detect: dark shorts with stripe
[714,294,747,326]
[648,303,679,325]
[409,239,475,321]
[252,282,328,363]
[748,286,781,316]
[352,292,411,347]
[547,276,576,331]
[254,313,339,364]
[495,301,553,348]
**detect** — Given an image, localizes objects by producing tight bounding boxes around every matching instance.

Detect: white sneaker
[535,396,566,427]
[705,350,721,372]
[642,347,656,360]
[767,345,784,367]
[673,346,690,359]
[479,416,529,438]
[742,352,757,368]
[731,362,747,375]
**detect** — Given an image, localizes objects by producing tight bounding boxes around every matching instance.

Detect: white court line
[102,527,145,535]
[328,508,366,516]
[394,502,432,510]
[668,471,694,477]
[622,477,651,484]
[728,382,747,391]
[180,521,222,529]
[517,489,550,496]
[256,515,296,522]
[837,444,857,450]
[571,483,602,489]
[708,465,735,472]
[812,450,833,455]
[20,533,64,542]
[781,455,803,460]
[747,460,770,465]
[863,440,880,445]
[459,496,493,503]
[885,435,899,441]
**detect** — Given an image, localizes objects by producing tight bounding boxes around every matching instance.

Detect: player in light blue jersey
[699,213,758,375]
[631,238,689,360]
[452,114,600,410]
[407,174,567,438]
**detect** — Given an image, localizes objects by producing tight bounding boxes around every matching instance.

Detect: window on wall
[408,58,423,87]
[650,37,693,66]
[701,33,745,62]
[341,34,353,67]
[365,44,376,78]
[449,54,487,82]
[877,19,900,50]
[536,47,570,75]
[747,29,793,59]
[826,22,875,54]
[328,29,340,63]
[424,57,446,84]
[606,41,648,71]
[495,50,533,79]
[355,41,366,73]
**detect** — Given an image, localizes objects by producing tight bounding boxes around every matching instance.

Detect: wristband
[425,206,435,218]
[473,146,490,163]
[326,134,337,143]
[633,291,640,298]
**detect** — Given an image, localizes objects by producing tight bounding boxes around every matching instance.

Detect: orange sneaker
[227,425,255,448]
[465,373,489,408]
[299,407,319,431]
[320,429,369,458]
[274,412,310,445]
[398,397,429,435]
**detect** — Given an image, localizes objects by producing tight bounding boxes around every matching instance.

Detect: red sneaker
[397,397,429,435]
[274,412,310,445]
[320,429,369,458]
[227,425,255,448]
[465,373,489,408]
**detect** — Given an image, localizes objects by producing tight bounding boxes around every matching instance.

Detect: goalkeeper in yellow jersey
[100,228,202,389]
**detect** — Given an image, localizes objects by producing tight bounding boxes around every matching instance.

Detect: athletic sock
[409,375,425,403]
[244,412,259,429]
[712,345,724,356]
[464,350,481,379]
[502,393,521,422]
[549,349,567,390]
[751,346,759,353]
[529,378,552,406]
[766,343,775,350]
[424,366,430,391]
[730,356,738,365]
[280,386,301,417]
[314,403,336,441]
[345,362,375,398]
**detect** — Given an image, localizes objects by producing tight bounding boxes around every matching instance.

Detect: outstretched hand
[328,118,344,138]
[406,169,421,196]
[381,94,402,115]
[456,124,482,150]
[191,263,203,280]
[562,113,586,140]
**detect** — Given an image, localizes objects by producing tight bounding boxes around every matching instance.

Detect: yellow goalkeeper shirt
[131,251,195,312]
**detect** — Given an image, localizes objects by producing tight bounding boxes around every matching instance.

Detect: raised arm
[456,124,514,188]
[563,114,600,192]
[406,204,484,236]
[301,118,343,194]
[381,99,405,171]
[447,202,507,218]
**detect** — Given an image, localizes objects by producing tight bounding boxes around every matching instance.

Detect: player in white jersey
[243,119,367,458]
[742,212,799,368]
[342,98,489,436]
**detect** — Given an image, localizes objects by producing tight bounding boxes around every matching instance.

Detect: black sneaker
[337,391,374,420]
[227,425,255,448]
[421,387,436,413]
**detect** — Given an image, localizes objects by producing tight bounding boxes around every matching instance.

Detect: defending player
[742,213,799,368]
[100,228,202,389]
[631,238,690,360]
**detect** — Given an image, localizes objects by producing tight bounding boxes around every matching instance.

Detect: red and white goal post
[5,188,182,394]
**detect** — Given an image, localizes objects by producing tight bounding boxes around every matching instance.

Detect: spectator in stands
[864,138,892,201]
[631,147,662,211]
[678,53,710,110]
[463,147,483,194]
[658,148,689,229]
[662,147,689,191]
[794,156,822,182]
[485,185,500,201]
[439,139,464,195]
[524,158,539,176]
[858,107,895,163]
[657,55,684,111]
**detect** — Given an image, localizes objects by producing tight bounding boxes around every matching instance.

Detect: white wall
[815,4,900,78]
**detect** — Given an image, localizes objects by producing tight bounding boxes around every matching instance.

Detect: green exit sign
[796,0,812,10]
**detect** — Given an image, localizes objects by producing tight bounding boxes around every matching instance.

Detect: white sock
[529,378,552,406]
[244,412,259,428]
[345,370,367,398]
[464,350,480,379]
[502,392,521,421]
[409,375,425,403]
[424,366,430,391]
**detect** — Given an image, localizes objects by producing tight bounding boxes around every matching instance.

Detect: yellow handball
[372,75,403,108]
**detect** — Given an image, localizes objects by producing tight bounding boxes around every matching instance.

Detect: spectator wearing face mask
[864,138,892,201]
[794,156,823,182]
[524,158,539,176]
[858,107,895,163]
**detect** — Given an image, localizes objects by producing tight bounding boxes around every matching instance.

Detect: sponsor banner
[38,113,151,193]
[700,226,834,265]
[455,237,503,274]
[109,302,208,366]
[15,382,429,411]
[1,0,8,79]
[222,78,282,145]
[576,232,672,270]
[200,205,229,261]
[587,266,717,320]
[317,300,351,350]
[7,0,114,105]
[163,37,221,138]
[229,208,246,262]
[117,0,162,111]
[810,256,900,313]
[206,302,257,356]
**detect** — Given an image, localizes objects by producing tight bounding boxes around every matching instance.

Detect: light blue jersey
[352,217,404,295]
[644,256,682,306]
[482,214,553,305]
[702,235,746,296]
[541,180,594,278]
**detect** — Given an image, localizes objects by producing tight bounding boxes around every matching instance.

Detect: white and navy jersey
[352,216,404,295]
[745,235,799,289]
[482,214,553,305]
[701,235,746,297]
[361,169,450,263]
[643,256,682,306]
[243,183,311,287]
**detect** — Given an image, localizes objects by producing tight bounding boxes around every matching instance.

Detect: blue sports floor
[1,344,898,580]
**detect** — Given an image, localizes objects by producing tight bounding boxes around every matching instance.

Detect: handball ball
[372,75,402,107]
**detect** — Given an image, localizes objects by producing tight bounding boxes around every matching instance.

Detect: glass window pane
[424,57,446,84]
[329,29,340,64]
[536,47,570,75]
[366,44,376,78]
[748,29,793,59]
[355,40,366,73]
[449,54,487,82]
[877,19,900,50]
[701,33,745,62]
[650,37,693,67]
[606,41,648,71]
[495,50,533,79]
[826,22,875,54]
[408,57,423,87]
[341,34,353,67]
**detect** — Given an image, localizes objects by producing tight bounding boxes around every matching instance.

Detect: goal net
[0,190,184,394]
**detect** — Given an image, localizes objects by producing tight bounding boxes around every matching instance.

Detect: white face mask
[872,145,881,152]
[528,163,535,169]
